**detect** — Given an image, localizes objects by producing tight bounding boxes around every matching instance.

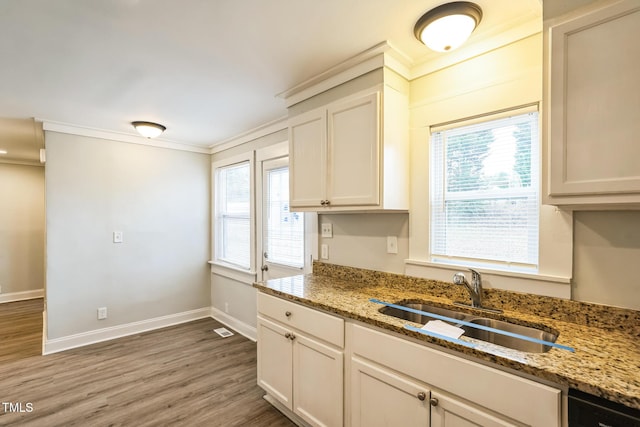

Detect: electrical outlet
[321,244,329,259]
[321,223,333,238]
[387,236,398,254]
[97,307,108,320]
[113,231,123,243]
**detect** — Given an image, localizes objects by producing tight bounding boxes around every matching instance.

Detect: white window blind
[430,110,539,269]
[265,167,304,268]
[216,161,251,269]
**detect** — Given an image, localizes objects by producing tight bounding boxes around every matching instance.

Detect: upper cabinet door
[327,92,380,207]
[289,109,327,208]
[546,0,640,206]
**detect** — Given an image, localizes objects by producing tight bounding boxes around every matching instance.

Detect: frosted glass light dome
[414,2,482,53]
[132,121,166,138]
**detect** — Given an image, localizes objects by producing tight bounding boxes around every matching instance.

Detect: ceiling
[0,0,541,158]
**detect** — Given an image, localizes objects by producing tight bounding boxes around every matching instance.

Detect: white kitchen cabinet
[257,293,344,427]
[351,357,430,427]
[288,83,409,212]
[544,0,640,207]
[430,391,521,427]
[348,322,560,427]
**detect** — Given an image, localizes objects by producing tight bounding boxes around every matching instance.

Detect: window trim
[409,90,573,299]
[211,151,256,280]
[428,106,540,271]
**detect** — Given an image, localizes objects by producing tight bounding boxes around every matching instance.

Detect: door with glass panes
[257,148,314,281]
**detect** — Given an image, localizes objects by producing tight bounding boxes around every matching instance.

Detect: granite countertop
[253,263,640,411]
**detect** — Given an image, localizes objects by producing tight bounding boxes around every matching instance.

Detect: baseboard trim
[0,289,44,304]
[210,307,257,342]
[44,307,211,355]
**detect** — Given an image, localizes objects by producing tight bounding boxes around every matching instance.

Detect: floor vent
[213,327,234,338]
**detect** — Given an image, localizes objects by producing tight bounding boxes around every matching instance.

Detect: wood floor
[0,316,295,427]
[0,298,44,364]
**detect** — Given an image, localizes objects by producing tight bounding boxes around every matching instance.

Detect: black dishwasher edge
[568,388,640,427]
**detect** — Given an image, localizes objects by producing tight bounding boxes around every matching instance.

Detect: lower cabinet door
[430,391,522,427]
[257,316,293,410]
[293,334,344,427]
[351,357,430,427]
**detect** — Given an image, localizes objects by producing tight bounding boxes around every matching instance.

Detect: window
[215,161,251,269]
[264,166,305,268]
[430,109,539,270]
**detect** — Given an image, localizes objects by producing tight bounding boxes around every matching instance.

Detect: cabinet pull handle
[417,392,426,401]
[285,311,292,317]
[429,397,439,407]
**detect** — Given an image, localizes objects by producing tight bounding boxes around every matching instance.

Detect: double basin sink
[380,301,558,353]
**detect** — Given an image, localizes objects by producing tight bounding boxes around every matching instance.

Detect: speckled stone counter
[253,262,640,411]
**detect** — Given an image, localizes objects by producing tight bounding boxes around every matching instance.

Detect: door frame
[256,142,317,282]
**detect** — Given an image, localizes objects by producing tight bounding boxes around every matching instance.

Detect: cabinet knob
[429,397,439,407]
[320,200,326,206]
[289,333,296,341]
[284,332,291,339]
[285,311,292,317]
[261,264,269,272]
[325,200,330,206]
[417,392,426,401]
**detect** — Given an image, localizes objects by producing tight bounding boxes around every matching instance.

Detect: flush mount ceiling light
[132,121,166,139]
[414,2,482,52]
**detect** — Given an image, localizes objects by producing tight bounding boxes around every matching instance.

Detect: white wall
[318,213,408,274]
[573,212,640,310]
[0,163,45,299]
[45,132,210,340]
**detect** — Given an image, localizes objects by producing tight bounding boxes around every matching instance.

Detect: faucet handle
[453,272,467,285]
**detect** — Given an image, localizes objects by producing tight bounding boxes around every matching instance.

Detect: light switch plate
[321,223,333,238]
[113,231,123,243]
[387,236,398,254]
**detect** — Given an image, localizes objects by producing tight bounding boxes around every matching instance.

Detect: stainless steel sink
[461,318,558,353]
[378,301,558,353]
[378,302,468,324]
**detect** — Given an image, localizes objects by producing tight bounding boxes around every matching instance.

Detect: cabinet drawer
[258,293,344,348]
[350,323,560,427]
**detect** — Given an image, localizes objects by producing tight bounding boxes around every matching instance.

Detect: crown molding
[41,120,211,154]
[277,41,413,108]
[209,116,288,154]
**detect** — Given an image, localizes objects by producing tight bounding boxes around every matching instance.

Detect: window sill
[404,259,571,299]
[209,261,256,285]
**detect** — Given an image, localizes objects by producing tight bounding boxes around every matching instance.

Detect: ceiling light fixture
[132,121,166,139]
[0,149,7,155]
[414,2,482,53]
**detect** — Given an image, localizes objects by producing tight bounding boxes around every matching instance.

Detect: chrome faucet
[452,269,503,314]
[453,269,483,308]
